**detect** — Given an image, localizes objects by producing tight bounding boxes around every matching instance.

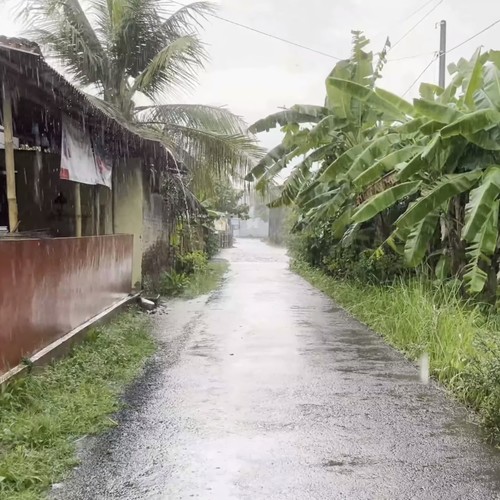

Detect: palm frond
[129,35,205,100]
[136,103,248,135]
[160,124,264,177]
[162,1,214,33]
[19,0,107,87]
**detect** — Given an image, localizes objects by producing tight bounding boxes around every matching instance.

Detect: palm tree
[18,0,261,181]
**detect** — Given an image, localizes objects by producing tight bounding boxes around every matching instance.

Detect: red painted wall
[0,235,133,375]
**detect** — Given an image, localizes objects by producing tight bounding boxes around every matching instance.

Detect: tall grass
[0,310,155,500]
[293,260,500,445]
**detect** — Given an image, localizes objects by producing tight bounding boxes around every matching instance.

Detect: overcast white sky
[2,0,499,150]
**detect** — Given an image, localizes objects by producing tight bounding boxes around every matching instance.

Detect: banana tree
[246,32,391,200]
[326,48,500,293]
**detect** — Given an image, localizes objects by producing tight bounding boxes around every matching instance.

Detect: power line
[171,0,343,61]
[392,0,444,49]
[208,12,343,60]
[402,54,438,97]
[388,50,436,62]
[403,0,440,22]
[372,0,438,40]
[446,18,500,54]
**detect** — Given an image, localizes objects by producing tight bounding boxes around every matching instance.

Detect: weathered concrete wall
[141,167,177,278]
[114,158,144,287]
[142,191,169,252]
[0,235,133,376]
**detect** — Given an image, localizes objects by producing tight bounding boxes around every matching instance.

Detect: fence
[0,234,133,376]
[218,231,233,249]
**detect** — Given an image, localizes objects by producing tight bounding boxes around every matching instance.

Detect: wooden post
[75,183,82,237]
[111,160,116,234]
[95,185,100,235]
[2,83,18,232]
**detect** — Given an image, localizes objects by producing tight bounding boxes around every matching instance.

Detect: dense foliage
[248,32,500,298]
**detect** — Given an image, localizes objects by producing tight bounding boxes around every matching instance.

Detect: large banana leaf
[440,109,500,139]
[461,127,500,151]
[320,142,368,182]
[306,183,352,216]
[309,115,349,143]
[464,48,484,109]
[352,181,421,223]
[245,143,296,181]
[395,117,427,135]
[419,83,444,100]
[353,145,423,188]
[331,207,353,238]
[255,146,306,191]
[325,60,354,120]
[464,200,499,293]
[420,120,447,135]
[275,144,336,205]
[327,78,409,121]
[462,166,500,241]
[341,222,361,248]
[397,154,427,181]
[376,88,415,116]
[249,105,328,133]
[396,171,482,229]
[344,134,400,181]
[420,135,461,174]
[474,63,500,111]
[267,164,309,208]
[413,99,463,124]
[404,211,440,266]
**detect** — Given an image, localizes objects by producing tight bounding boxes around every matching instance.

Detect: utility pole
[439,20,447,88]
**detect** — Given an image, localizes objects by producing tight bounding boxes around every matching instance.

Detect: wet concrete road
[56,239,500,499]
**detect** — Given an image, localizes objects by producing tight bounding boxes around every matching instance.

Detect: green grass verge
[181,261,229,299]
[292,260,500,445]
[0,309,155,500]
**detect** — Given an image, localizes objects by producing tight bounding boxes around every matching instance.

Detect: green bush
[322,246,410,284]
[178,251,208,275]
[205,229,219,259]
[159,270,189,296]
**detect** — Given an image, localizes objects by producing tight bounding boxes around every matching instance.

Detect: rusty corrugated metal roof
[0,36,42,55]
[0,35,169,151]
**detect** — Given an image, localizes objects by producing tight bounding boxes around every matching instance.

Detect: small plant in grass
[159,270,189,296]
[178,251,208,275]
[182,261,228,299]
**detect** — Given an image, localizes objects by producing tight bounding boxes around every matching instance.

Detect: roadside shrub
[158,270,189,296]
[178,250,208,275]
[322,246,410,284]
[205,229,219,259]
